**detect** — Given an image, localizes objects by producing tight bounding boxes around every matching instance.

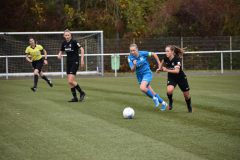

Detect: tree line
[0,0,239,38]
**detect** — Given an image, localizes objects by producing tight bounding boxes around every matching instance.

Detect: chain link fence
[104,36,240,72]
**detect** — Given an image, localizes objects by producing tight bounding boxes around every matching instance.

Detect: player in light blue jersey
[128,44,167,111]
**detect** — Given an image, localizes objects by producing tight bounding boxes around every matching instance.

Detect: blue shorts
[136,71,152,85]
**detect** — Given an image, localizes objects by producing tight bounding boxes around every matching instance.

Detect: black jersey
[164,55,185,78]
[61,39,81,62]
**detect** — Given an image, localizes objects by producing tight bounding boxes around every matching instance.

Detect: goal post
[0,31,104,78]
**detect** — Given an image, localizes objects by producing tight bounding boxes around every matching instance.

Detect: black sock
[185,98,192,112]
[41,75,49,82]
[71,88,77,99]
[167,94,173,106]
[75,84,84,94]
[34,75,38,88]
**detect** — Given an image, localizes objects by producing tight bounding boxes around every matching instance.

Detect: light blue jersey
[128,51,152,74]
[128,50,165,108]
[128,51,153,84]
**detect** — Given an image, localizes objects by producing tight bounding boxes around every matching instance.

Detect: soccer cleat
[161,101,167,111]
[47,80,53,87]
[79,92,86,102]
[153,96,160,107]
[68,98,78,102]
[31,87,37,92]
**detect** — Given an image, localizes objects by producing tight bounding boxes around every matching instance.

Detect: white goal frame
[0,31,104,79]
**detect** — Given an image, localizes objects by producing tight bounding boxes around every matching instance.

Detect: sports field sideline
[0,74,239,160]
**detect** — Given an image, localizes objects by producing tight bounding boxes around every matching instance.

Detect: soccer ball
[123,107,135,119]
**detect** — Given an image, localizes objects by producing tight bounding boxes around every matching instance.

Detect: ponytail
[166,45,184,58]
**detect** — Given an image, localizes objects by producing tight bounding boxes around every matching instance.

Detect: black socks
[167,93,192,112]
[34,75,38,88]
[70,84,84,100]
[75,84,84,94]
[167,94,173,106]
[41,75,49,82]
[185,98,192,112]
[71,87,77,99]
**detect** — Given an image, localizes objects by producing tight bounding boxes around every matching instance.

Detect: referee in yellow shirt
[25,37,53,92]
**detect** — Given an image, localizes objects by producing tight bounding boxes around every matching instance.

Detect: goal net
[0,31,103,78]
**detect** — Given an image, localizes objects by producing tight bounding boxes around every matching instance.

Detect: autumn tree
[0,0,239,37]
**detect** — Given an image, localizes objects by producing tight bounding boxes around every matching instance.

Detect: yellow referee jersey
[25,45,44,61]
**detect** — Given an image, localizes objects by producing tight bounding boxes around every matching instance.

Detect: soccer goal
[0,31,104,79]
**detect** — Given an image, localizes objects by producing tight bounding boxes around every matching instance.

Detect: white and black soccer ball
[123,107,135,119]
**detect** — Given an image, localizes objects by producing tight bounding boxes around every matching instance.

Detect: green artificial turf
[0,75,240,160]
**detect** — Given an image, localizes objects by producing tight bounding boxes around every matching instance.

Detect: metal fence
[0,35,240,79]
[0,50,240,79]
[104,36,240,52]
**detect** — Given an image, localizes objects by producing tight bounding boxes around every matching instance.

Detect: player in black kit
[57,29,86,102]
[158,45,192,112]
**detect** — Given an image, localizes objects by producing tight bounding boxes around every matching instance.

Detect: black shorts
[167,74,190,92]
[32,58,44,72]
[66,61,79,75]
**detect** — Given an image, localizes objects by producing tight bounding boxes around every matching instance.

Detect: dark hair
[166,45,184,58]
[29,37,37,44]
